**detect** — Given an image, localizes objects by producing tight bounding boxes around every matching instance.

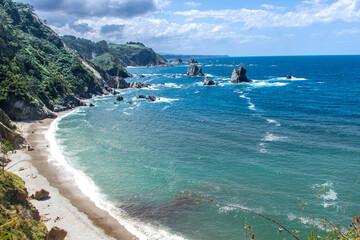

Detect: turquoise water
[55,56,360,239]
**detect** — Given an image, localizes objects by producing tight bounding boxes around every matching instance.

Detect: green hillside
[0,0,103,120]
[61,36,167,67]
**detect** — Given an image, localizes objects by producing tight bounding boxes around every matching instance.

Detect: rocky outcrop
[187,59,198,64]
[1,100,56,121]
[204,77,215,86]
[170,58,183,64]
[131,82,151,89]
[116,96,124,101]
[136,95,146,99]
[286,75,292,79]
[186,64,204,77]
[231,67,251,83]
[47,227,68,240]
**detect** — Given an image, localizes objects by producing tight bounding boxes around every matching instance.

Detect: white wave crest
[262,132,288,142]
[266,119,281,126]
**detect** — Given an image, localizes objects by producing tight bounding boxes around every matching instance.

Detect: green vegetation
[91,53,130,78]
[0,0,102,120]
[0,172,48,239]
[61,35,166,67]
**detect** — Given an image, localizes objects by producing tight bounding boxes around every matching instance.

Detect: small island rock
[186,64,204,77]
[116,95,124,101]
[204,77,215,86]
[187,59,198,64]
[170,59,183,64]
[145,95,156,101]
[231,67,251,83]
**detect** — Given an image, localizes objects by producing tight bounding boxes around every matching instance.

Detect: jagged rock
[231,67,251,83]
[287,75,292,79]
[204,77,215,86]
[33,189,50,200]
[116,96,124,101]
[89,103,95,107]
[47,227,68,240]
[127,101,134,104]
[187,59,198,64]
[30,204,41,221]
[130,82,151,89]
[53,105,67,112]
[145,95,156,101]
[170,75,176,78]
[139,74,145,78]
[136,95,146,99]
[16,190,28,202]
[186,64,204,77]
[170,58,183,64]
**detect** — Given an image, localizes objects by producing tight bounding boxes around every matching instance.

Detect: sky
[18,0,360,56]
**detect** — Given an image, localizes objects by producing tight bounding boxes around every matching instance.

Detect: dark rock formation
[89,103,95,107]
[286,75,292,79]
[139,74,145,78]
[232,62,238,65]
[1,100,56,121]
[136,95,146,99]
[145,95,156,101]
[186,64,204,77]
[127,101,134,104]
[116,96,124,101]
[170,75,176,78]
[187,59,198,64]
[47,227,68,240]
[204,77,215,86]
[131,82,151,89]
[170,58,183,64]
[231,67,252,83]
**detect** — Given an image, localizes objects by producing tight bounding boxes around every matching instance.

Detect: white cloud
[185,1,201,7]
[333,27,360,35]
[174,0,360,28]
[261,4,285,11]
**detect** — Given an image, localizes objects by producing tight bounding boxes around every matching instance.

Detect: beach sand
[7,112,137,240]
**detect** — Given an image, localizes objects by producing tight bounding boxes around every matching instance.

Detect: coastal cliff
[61,36,167,67]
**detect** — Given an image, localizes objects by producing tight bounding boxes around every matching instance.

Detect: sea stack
[186,64,204,77]
[204,77,215,86]
[231,67,252,83]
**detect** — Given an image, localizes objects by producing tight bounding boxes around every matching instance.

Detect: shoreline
[9,109,137,240]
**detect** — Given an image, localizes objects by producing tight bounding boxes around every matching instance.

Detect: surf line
[175,194,300,240]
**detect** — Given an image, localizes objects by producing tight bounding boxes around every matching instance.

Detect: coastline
[8,109,137,240]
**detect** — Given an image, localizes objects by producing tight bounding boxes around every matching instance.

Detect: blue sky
[19,0,360,56]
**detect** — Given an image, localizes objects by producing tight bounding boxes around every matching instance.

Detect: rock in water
[186,64,204,77]
[286,75,292,79]
[231,67,251,83]
[130,82,151,89]
[170,58,183,64]
[47,227,68,240]
[145,95,156,101]
[187,59,198,64]
[116,95,124,101]
[204,77,215,86]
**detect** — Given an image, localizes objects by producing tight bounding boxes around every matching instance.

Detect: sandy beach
[7,111,137,240]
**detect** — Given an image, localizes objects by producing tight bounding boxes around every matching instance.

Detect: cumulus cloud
[175,0,360,28]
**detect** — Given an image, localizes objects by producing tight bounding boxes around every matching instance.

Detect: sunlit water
[53,56,360,239]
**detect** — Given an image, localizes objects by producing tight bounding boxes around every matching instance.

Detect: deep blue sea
[51,56,360,239]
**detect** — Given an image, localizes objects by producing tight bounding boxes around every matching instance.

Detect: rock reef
[231,67,252,83]
[186,64,204,77]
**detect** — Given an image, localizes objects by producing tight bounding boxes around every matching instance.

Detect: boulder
[170,58,183,64]
[130,82,151,89]
[204,77,215,86]
[127,101,134,104]
[187,59,198,64]
[145,95,156,101]
[231,67,251,83]
[89,103,95,107]
[34,189,50,200]
[139,74,145,78]
[286,75,292,79]
[232,62,238,65]
[186,64,204,77]
[136,95,146,99]
[46,227,68,240]
[116,96,124,101]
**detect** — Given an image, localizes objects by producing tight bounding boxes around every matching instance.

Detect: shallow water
[54,56,360,239]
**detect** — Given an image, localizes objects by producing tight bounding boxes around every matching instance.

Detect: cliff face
[61,36,166,67]
[0,0,104,120]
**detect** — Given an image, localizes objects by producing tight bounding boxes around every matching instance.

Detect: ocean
[49,56,360,239]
